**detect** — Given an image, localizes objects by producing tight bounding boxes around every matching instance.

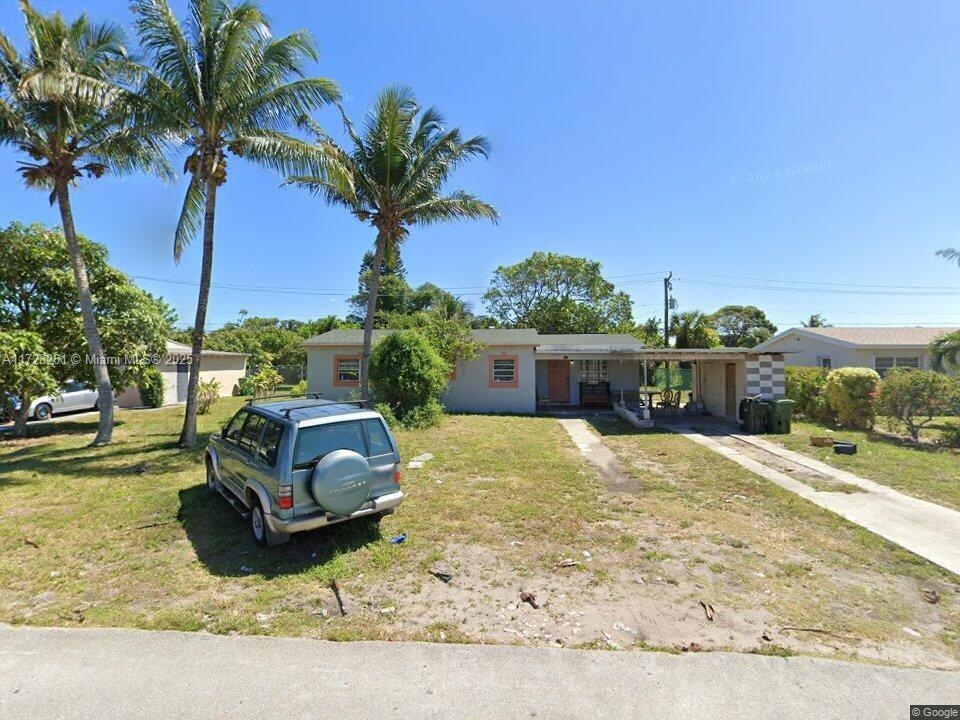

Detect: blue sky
[1,0,958,331]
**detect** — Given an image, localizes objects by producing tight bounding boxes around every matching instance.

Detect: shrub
[784,366,833,422]
[877,368,956,442]
[244,365,283,398]
[196,378,221,415]
[137,366,165,408]
[369,331,448,428]
[374,402,399,428]
[823,367,880,429]
[291,379,308,396]
[939,422,960,449]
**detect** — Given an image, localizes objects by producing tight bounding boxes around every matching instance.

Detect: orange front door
[548,360,570,402]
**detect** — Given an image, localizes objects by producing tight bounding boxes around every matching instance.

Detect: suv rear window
[294,421,366,469]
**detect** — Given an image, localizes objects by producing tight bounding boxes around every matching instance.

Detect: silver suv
[205,398,404,547]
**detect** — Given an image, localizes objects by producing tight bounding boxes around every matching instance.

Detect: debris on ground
[330,578,346,616]
[407,453,435,469]
[379,606,395,615]
[781,626,857,642]
[922,589,940,604]
[678,642,702,652]
[509,541,523,547]
[239,565,252,574]
[902,627,922,638]
[23,538,40,549]
[389,533,408,544]
[582,550,592,560]
[520,591,539,609]
[760,630,773,642]
[552,558,581,571]
[429,565,453,583]
[698,600,716,621]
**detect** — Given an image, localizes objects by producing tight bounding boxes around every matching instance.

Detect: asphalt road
[1,625,957,719]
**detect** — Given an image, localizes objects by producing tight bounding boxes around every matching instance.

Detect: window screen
[492,358,516,383]
[294,421,367,469]
[337,358,360,383]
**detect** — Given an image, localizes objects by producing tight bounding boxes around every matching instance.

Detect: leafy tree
[930,330,960,373]
[0,2,170,444]
[0,330,58,436]
[288,86,497,398]
[414,307,482,369]
[784,366,833,422]
[709,305,777,347]
[0,222,168,435]
[288,316,357,339]
[484,252,633,334]
[632,317,666,348]
[877,368,957,442]
[133,0,340,446]
[368,330,448,428]
[670,311,722,349]
[802,314,828,328]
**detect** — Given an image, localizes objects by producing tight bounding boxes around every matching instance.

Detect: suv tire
[205,459,218,493]
[249,498,288,548]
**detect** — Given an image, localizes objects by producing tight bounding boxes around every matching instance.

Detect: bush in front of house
[823,366,880,429]
[241,365,284,398]
[291,379,308,396]
[784,366,834,422]
[196,378,221,415]
[877,368,958,442]
[940,422,960,449]
[137,366,165,408]
[369,330,449,428]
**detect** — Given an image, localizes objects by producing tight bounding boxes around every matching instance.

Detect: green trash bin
[767,399,796,434]
[739,397,769,434]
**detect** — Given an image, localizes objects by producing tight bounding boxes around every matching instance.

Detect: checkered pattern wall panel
[746,355,785,399]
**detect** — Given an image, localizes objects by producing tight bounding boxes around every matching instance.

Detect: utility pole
[664,272,673,389]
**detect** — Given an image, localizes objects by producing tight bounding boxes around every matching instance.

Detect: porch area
[534,348,785,425]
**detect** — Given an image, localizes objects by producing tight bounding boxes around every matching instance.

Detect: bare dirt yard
[1,401,957,669]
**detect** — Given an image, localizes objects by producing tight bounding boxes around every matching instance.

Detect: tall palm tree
[287,86,498,398]
[132,0,340,447]
[670,310,722,349]
[0,1,170,445]
[930,331,960,373]
[937,248,960,266]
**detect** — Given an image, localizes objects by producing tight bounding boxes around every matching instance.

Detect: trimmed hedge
[784,366,833,422]
[823,367,880,429]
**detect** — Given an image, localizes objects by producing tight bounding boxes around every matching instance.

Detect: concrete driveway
[1,625,956,719]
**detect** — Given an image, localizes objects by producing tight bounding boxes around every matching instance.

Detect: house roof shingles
[791,326,959,348]
[535,333,646,352]
[303,328,540,347]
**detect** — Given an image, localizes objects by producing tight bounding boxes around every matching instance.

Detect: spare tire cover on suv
[311,449,372,516]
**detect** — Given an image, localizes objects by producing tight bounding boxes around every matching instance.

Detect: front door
[548,360,570,403]
[724,363,737,418]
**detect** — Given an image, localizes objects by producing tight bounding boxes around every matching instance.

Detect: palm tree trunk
[359,233,387,400]
[177,177,217,448]
[55,181,114,446]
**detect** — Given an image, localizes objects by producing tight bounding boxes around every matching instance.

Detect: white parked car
[28,382,101,421]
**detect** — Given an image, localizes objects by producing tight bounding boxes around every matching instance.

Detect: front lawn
[768,419,960,511]
[1,402,958,669]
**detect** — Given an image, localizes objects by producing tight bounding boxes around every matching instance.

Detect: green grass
[0,399,613,639]
[768,419,960,511]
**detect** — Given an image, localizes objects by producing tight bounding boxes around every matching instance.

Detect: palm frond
[174,173,206,261]
[937,247,960,266]
[929,330,960,372]
[408,191,499,226]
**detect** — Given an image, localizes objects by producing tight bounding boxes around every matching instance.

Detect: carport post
[619,358,624,406]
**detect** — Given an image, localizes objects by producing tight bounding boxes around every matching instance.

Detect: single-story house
[116,340,249,407]
[304,329,787,421]
[753,326,959,376]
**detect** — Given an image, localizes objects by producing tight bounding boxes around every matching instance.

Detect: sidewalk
[0,625,956,720]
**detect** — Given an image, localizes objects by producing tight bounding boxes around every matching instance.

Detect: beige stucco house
[753,326,959,376]
[116,340,249,407]
[304,329,786,422]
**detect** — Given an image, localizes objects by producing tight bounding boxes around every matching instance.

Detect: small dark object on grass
[389,533,408,544]
[760,630,773,642]
[833,441,857,455]
[429,566,453,583]
[922,589,940,604]
[520,591,539,609]
[698,600,716,621]
[678,642,702,652]
[23,538,40,549]
[330,578,346,616]
[131,462,148,475]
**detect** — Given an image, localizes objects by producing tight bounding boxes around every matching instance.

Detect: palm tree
[132,0,340,447]
[0,1,170,445]
[287,86,498,398]
[937,248,960,266]
[670,310,722,349]
[930,331,960,372]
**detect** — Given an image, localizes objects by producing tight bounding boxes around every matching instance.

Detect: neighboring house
[304,329,786,421]
[753,326,960,376]
[116,340,249,408]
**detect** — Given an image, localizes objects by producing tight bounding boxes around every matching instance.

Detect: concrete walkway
[1,625,957,720]
[558,418,638,492]
[674,426,960,575]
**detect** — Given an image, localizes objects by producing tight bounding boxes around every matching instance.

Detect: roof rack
[245,392,322,406]
[278,398,371,419]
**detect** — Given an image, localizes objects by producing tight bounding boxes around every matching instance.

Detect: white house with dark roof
[304,329,788,420]
[753,326,959,376]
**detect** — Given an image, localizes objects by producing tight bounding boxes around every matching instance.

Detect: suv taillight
[393,468,401,485]
[278,485,293,510]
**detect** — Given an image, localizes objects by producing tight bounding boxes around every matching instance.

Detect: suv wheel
[34,403,52,421]
[250,503,268,547]
[205,460,218,493]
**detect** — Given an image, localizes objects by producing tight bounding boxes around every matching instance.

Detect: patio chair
[656,389,680,417]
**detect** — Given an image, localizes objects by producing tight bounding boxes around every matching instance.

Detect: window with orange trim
[333,355,360,386]
[488,354,519,388]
